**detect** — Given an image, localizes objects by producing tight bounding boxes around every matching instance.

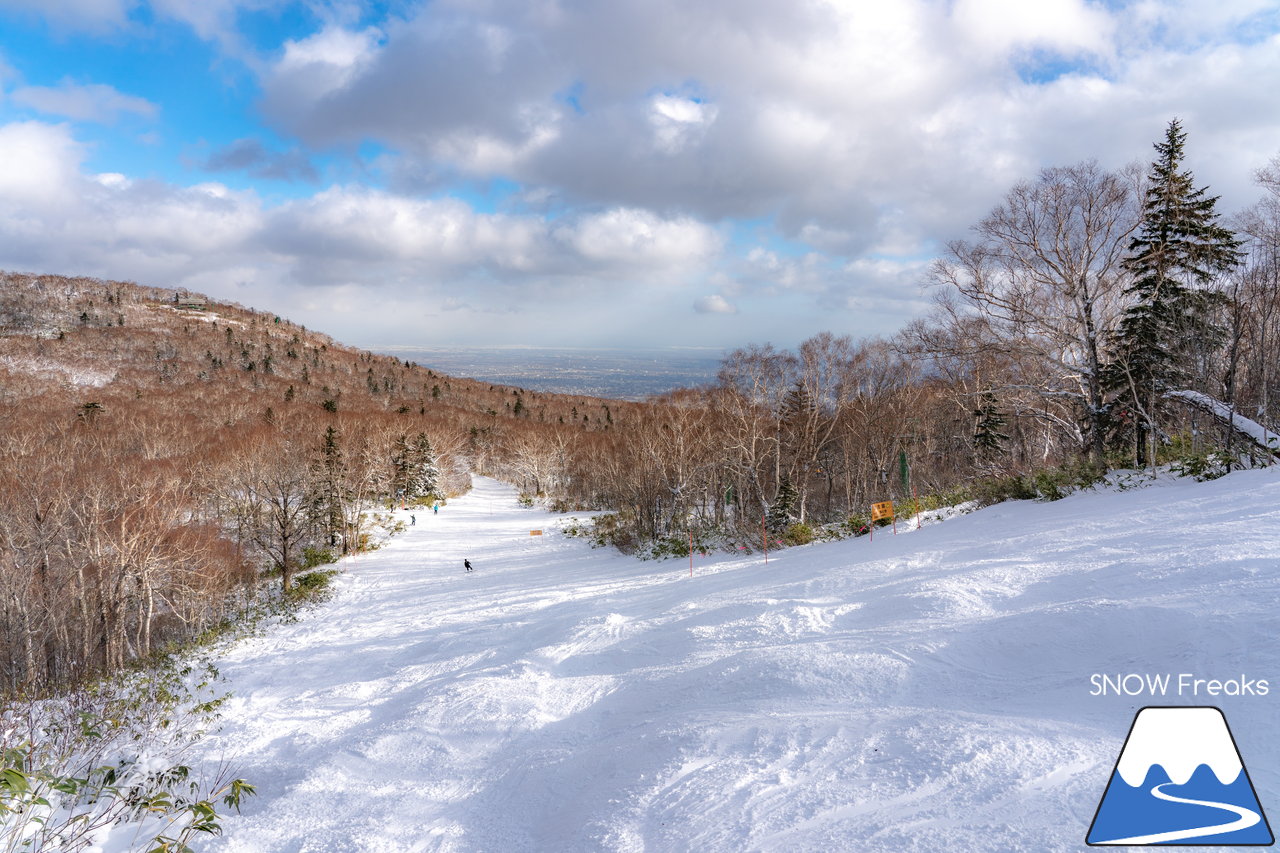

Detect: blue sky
[2,0,1279,352]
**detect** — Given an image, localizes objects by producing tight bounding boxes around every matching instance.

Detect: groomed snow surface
[180,471,1280,852]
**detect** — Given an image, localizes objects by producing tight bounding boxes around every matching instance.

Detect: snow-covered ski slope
[191,471,1280,852]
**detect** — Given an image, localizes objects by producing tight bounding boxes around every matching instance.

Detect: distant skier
[433,503,439,515]
[464,559,473,572]
[410,514,416,526]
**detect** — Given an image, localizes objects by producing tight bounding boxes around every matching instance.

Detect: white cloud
[11,80,157,124]
[0,122,730,323]
[0,121,84,206]
[0,0,134,32]
[0,0,281,57]
[268,188,549,273]
[556,208,721,271]
[272,26,383,104]
[953,0,1114,56]
[247,0,1280,263]
[649,94,718,155]
[694,294,737,314]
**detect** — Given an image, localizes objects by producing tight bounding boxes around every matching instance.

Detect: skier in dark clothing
[410,514,416,525]
[464,559,473,572]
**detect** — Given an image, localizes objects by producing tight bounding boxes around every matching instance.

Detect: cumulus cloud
[555,208,721,271]
[0,120,729,326]
[270,25,383,105]
[0,121,86,207]
[5,0,1280,348]
[952,0,1114,56]
[244,0,1280,264]
[694,294,737,314]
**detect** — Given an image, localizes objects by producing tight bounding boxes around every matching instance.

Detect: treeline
[0,274,623,695]
[482,121,1280,550]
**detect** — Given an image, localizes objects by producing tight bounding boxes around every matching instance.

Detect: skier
[464,559,473,572]
[410,514,416,526]
[433,502,439,515]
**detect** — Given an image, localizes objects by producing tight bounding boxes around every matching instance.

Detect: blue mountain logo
[1088,706,1273,846]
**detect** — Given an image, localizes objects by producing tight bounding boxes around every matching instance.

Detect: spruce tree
[1107,119,1241,465]
[409,432,440,498]
[311,426,350,551]
[972,393,1009,456]
[392,432,440,500]
[766,479,799,534]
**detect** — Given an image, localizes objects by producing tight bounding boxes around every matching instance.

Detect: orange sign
[871,501,894,521]
[530,530,543,536]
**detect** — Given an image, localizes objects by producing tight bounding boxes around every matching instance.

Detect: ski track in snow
[162,471,1280,852]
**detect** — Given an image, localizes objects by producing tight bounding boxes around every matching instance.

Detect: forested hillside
[0,272,631,695]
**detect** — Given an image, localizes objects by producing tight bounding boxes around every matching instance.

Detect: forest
[2,120,1278,696]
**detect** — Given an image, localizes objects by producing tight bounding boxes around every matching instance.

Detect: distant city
[371,346,725,400]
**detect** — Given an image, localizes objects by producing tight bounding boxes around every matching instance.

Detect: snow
[152,469,1280,851]
[1115,707,1241,787]
[1167,389,1280,452]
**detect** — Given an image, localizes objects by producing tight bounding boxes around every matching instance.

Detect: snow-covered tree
[409,433,440,498]
[766,478,799,534]
[392,432,440,500]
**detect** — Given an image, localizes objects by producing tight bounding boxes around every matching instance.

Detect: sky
[1,0,1279,352]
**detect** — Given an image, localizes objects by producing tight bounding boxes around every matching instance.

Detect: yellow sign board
[871,501,895,521]
[530,530,543,536]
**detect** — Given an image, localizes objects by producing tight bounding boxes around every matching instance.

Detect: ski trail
[1095,782,1262,845]
[151,465,1280,852]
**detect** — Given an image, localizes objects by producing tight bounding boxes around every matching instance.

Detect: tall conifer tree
[1107,119,1242,464]
[312,425,350,550]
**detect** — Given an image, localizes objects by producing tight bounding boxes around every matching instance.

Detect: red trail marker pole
[762,514,768,564]
[689,529,693,577]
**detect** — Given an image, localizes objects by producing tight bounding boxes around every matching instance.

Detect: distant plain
[371,346,723,399]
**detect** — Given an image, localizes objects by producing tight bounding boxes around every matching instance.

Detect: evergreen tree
[1107,119,1242,465]
[408,433,440,498]
[311,426,350,550]
[972,392,1009,455]
[766,478,799,534]
[391,432,440,500]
